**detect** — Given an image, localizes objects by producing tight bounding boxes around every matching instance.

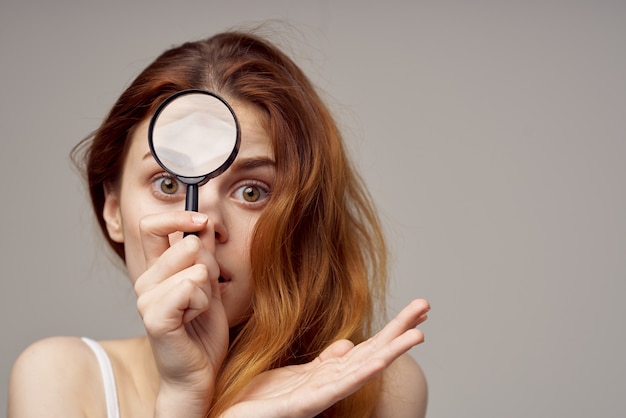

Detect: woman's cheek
[122,227,148,284]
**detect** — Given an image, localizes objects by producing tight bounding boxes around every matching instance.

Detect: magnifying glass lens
[149,90,240,182]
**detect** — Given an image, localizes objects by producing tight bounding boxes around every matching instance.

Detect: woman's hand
[220,298,430,418]
[134,211,229,416]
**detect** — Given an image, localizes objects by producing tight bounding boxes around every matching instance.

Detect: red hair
[73,30,387,417]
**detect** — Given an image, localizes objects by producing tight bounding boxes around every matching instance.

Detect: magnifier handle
[184,183,199,237]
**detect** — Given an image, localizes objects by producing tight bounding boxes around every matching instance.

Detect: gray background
[1,1,625,416]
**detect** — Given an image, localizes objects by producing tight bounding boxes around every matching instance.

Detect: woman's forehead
[231,102,273,159]
[126,102,273,167]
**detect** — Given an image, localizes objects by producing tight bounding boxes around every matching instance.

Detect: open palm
[220,299,429,418]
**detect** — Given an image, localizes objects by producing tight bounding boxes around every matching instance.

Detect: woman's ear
[102,184,124,243]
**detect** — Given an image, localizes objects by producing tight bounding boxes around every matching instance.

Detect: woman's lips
[217,264,232,285]
[218,275,230,291]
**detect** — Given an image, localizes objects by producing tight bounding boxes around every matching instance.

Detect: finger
[318,340,355,362]
[337,299,429,366]
[181,279,211,324]
[372,299,430,346]
[135,236,219,295]
[207,256,222,304]
[202,219,218,254]
[378,328,425,363]
[139,211,209,267]
[137,264,212,328]
[140,278,210,339]
[338,299,429,368]
[137,263,212,308]
[319,328,425,405]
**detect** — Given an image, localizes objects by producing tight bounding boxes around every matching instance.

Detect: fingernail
[192,213,208,224]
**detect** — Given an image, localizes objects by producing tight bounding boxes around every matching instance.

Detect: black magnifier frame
[147,89,241,235]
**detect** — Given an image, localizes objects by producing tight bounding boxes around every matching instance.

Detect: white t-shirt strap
[81,337,121,418]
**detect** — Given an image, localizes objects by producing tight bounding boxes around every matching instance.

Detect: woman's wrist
[154,381,213,418]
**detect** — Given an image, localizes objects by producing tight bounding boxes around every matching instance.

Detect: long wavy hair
[72,29,388,417]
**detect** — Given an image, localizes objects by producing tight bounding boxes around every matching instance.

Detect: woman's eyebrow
[141,151,275,172]
[230,157,276,171]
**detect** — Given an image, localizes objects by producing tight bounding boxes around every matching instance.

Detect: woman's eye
[233,183,270,205]
[242,186,260,202]
[152,174,183,197]
[160,176,179,194]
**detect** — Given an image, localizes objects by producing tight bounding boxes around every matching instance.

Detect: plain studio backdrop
[1,1,624,416]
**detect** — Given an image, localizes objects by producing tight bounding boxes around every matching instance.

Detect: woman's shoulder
[9,335,155,417]
[8,336,107,416]
[10,336,103,385]
[377,353,428,418]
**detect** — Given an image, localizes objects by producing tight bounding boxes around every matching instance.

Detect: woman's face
[103,102,275,326]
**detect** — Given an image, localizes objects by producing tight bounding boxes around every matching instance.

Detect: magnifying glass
[148,89,240,236]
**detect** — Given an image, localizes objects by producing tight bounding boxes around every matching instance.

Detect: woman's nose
[196,185,228,244]
[210,219,228,243]
[196,212,228,246]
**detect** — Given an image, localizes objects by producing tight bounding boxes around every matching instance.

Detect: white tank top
[82,337,121,418]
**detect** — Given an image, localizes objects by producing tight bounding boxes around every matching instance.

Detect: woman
[9,30,429,417]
